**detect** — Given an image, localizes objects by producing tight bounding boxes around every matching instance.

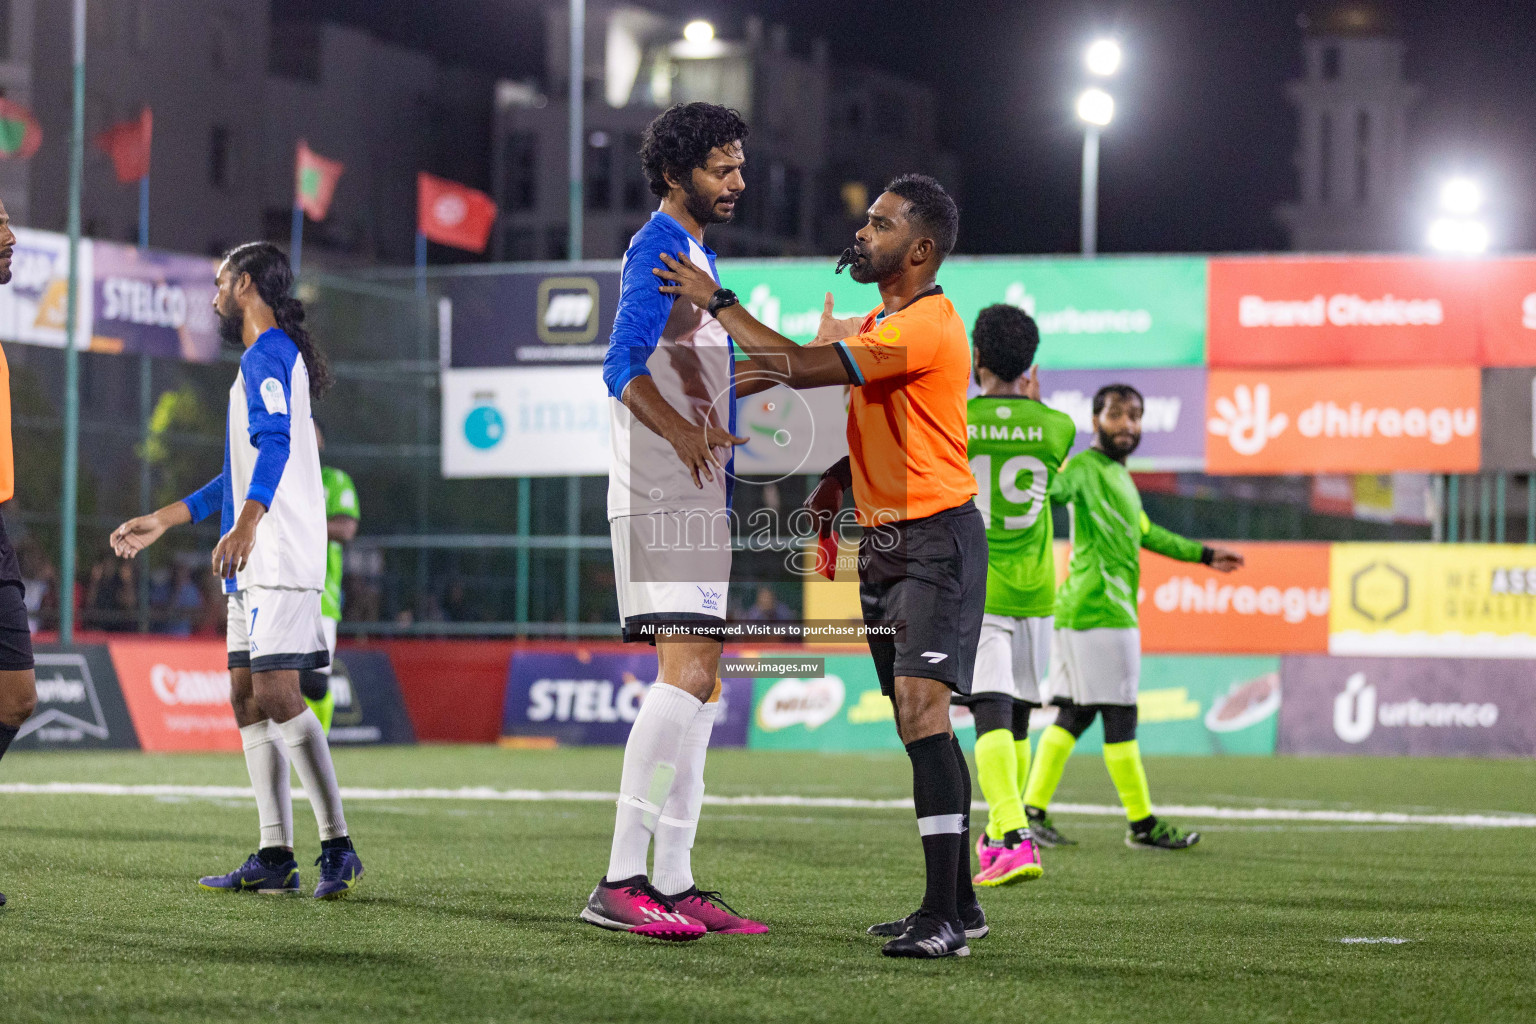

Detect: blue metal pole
[138,173,149,249]
[289,203,304,280]
[60,0,86,645]
[415,231,427,297]
[567,0,584,260]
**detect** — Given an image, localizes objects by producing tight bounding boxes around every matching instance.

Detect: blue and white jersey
[182,328,327,594]
[601,211,736,520]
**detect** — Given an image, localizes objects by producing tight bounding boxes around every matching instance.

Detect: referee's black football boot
[1126,817,1201,851]
[1026,807,1077,848]
[0,888,7,907]
[880,910,970,959]
[868,900,988,940]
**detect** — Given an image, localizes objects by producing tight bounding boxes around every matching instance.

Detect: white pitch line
[2,782,1534,829]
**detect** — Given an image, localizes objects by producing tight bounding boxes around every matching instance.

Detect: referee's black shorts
[0,512,32,671]
[857,500,986,698]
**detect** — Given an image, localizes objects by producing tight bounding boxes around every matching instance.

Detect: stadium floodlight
[1076,88,1115,127]
[1427,216,1490,255]
[1439,177,1483,216]
[683,19,715,44]
[1085,38,1122,77]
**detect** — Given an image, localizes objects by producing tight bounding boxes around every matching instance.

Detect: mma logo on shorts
[921,652,949,664]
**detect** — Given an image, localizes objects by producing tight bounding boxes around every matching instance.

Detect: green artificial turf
[1,747,1532,1023]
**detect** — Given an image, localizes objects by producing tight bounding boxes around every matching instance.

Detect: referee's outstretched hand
[809,292,862,347]
[666,420,748,489]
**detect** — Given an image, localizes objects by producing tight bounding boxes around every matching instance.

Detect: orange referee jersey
[833,286,975,524]
[0,342,13,503]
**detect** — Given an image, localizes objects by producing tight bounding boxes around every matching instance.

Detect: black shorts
[0,514,32,671]
[858,500,986,698]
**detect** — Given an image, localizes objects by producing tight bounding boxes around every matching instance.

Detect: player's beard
[218,307,245,350]
[683,178,738,225]
[847,244,902,284]
[1096,425,1141,460]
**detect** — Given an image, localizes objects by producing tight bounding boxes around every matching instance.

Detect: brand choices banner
[502,649,750,747]
[1279,656,1536,756]
[11,645,140,751]
[1139,542,1331,654]
[1329,543,1536,658]
[1205,367,1481,474]
[1038,367,1205,470]
[1467,257,1536,367]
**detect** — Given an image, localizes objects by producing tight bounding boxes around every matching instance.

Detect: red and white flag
[417,172,497,253]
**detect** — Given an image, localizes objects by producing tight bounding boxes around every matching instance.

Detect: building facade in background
[491,3,956,261]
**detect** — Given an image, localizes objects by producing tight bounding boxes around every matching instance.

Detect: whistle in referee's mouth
[835,247,856,274]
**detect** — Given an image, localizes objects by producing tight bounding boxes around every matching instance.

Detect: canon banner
[1207,257,1482,367]
[1278,656,1536,757]
[108,638,239,752]
[1205,367,1481,474]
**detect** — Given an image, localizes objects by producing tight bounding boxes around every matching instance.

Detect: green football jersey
[321,466,359,621]
[1050,447,1204,631]
[967,396,1077,618]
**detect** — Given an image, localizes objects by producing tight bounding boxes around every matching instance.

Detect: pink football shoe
[668,887,769,935]
[580,876,706,941]
[975,834,1044,887]
[973,834,1005,884]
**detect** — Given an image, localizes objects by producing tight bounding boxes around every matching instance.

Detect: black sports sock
[1026,805,1046,822]
[1003,828,1026,848]
[0,721,17,763]
[1129,814,1157,836]
[906,732,964,921]
[257,846,293,868]
[950,733,977,910]
[320,835,353,852]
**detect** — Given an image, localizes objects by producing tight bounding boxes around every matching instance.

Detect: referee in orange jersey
[0,199,39,909]
[657,174,984,959]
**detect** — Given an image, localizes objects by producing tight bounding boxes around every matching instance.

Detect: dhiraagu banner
[722,256,1207,368]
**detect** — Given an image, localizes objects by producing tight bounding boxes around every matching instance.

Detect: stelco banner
[1038,367,1205,470]
[1329,543,1536,658]
[1205,367,1481,474]
[1207,257,1483,367]
[91,241,220,362]
[1279,656,1536,757]
[1139,542,1330,654]
[728,256,1208,368]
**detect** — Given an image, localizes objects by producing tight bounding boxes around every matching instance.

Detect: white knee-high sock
[652,699,718,896]
[275,708,348,841]
[605,682,703,883]
[240,720,293,849]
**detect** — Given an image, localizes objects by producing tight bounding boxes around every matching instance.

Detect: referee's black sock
[0,720,16,763]
[950,733,977,910]
[906,732,964,922]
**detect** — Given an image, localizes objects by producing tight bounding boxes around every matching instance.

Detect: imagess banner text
[1329,543,1536,658]
[1279,656,1536,757]
[1138,543,1330,654]
[1205,367,1480,474]
[725,256,1208,368]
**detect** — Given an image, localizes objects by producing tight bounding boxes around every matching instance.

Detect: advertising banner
[443,268,620,368]
[375,638,516,743]
[108,638,239,752]
[1039,367,1205,470]
[502,649,750,747]
[1207,257,1482,367]
[90,241,220,362]
[1473,257,1536,367]
[1329,543,1536,657]
[1139,542,1331,654]
[1205,367,1481,474]
[326,649,417,746]
[10,645,140,751]
[441,365,611,477]
[746,654,903,752]
[1479,367,1536,472]
[728,256,1208,368]
[0,228,93,349]
[1279,655,1536,757]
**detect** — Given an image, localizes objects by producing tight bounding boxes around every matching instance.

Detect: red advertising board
[361,639,518,743]
[1205,367,1481,474]
[108,638,240,752]
[1474,258,1536,366]
[1207,257,1482,367]
[1138,542,1330,654]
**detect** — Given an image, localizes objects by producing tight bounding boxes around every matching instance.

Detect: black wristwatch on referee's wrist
[707,288,738,315]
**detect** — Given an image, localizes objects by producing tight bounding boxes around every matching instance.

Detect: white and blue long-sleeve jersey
[601,210,736,520]
[181,328,326,595]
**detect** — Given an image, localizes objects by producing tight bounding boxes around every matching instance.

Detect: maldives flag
[295,140,344,221]
[0,98,41,160]
[95,107,153,183]
[417,172,497,253]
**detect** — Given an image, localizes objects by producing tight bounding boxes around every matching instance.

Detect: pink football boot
[973,833,1004,884]
[580,876,706,941]
[667,887,769,935]
[975,834,1044,887]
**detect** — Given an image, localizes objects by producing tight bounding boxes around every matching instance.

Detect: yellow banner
[1329,543,1536,657]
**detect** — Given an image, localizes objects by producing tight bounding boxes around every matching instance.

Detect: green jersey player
[958,305,1075,888]
[299,420,359,733]
[1022,384,1243,850]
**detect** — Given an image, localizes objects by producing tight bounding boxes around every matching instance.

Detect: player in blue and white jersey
[110,242,363,900]
[580,103,772,940]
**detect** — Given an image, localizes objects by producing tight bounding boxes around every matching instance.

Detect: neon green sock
[1022,724,1076,812]
[305,689,336,734]
[974,729,1026,840]
[1014,736,1032,795]
[1102,739,1153,822]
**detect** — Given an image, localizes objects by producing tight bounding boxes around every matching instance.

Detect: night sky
[277,0,1536,255]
